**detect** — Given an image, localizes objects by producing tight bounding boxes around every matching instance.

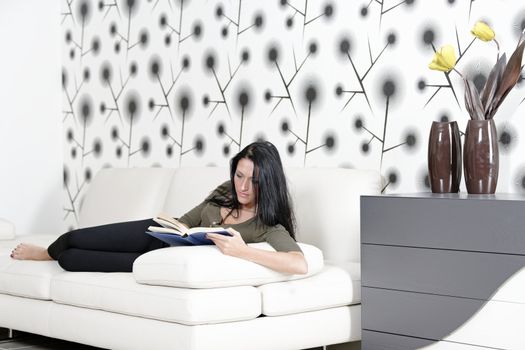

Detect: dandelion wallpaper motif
[62,0,525,229]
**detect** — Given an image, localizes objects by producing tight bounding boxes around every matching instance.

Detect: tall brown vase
[428,121,462,193]
[463,119,499,194]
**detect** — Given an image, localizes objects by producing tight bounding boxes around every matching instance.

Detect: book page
[147,225,185,236]
[154,213,188,234]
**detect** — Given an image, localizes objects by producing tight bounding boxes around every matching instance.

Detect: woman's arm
[207,229,308,275]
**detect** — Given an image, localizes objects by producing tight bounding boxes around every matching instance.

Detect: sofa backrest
[161,167,229,218]
[78,167,175,228]
[80,167,381,263]
[285,168,381,263]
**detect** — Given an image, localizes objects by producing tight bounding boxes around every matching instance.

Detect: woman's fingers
[207,233,229,241]
[226,227,240,236]
[207,229,246,257]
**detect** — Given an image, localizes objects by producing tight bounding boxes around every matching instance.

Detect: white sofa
[0,167,381,350]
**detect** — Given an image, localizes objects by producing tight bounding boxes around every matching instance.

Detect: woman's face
[234,157,257,209]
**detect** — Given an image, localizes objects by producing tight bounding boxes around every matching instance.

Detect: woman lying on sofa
[11,141,307,275]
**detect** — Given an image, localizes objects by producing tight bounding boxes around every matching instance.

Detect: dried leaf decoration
[480,53,506,115]
[464,78,484,120]
[489,40,525,119]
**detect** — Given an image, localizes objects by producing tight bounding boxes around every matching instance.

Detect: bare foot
[11,243,52,261]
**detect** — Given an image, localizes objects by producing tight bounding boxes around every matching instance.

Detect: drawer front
[362,331,495,350]
[362,287,525,349]
[362,330,437,350]
[362,287,482,342]
[362,244,525,302]
[361,196,525,254]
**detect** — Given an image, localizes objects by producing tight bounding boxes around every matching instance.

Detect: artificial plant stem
[494,38,501,60]
[452,68,464,79]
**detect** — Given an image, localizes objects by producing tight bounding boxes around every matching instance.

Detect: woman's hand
[206,228,248,258]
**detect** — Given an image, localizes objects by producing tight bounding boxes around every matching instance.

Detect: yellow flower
[471,21,495,42]
[428,45,457,72]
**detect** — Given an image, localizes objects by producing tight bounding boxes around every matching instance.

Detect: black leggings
[47,219,168,272]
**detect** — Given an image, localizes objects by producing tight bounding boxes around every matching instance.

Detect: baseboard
[327,341,361,350]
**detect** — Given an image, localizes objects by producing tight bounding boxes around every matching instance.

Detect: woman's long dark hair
[208,141,296,239]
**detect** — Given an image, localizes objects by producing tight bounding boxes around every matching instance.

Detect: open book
[147,213,231,246]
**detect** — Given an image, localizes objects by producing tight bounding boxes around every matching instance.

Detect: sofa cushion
[0,257,64,300]
[133,242,323,288]
[50,272,261,325]
[258,263,361,316]
[0,234,64,300]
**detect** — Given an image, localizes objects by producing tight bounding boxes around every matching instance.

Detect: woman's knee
[57,249,84,271]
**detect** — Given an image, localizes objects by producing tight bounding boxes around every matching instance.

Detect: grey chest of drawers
[360,193,525,350]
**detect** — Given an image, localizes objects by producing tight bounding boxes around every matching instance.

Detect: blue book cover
[146,230,231,246]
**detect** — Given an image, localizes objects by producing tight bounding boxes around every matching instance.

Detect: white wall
[0,1,62,236]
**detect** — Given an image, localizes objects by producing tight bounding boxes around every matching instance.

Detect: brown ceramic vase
[428,121,462,193]
[463,119,499,194]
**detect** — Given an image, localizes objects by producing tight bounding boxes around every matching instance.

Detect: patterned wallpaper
[61,0,525,229]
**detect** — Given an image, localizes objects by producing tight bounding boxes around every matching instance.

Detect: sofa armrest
[0,218,16,240]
